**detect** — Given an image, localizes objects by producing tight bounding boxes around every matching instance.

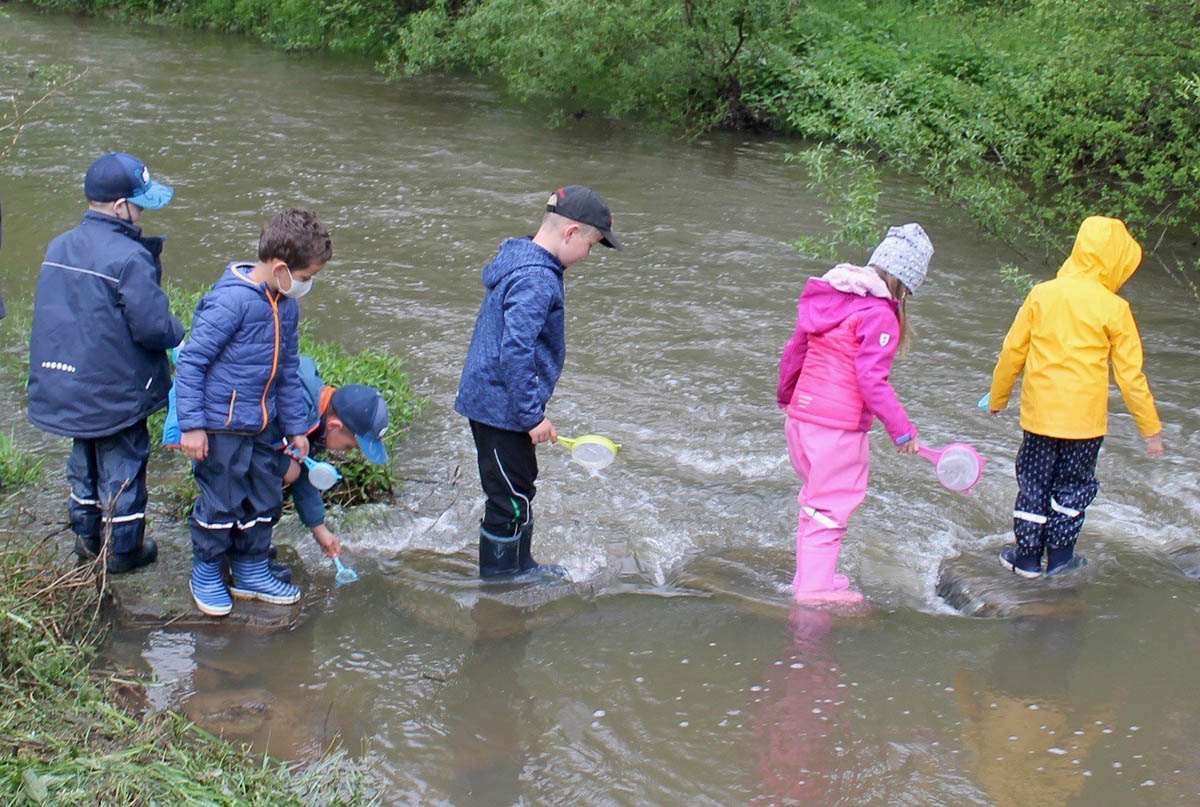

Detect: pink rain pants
[785,416,870,594]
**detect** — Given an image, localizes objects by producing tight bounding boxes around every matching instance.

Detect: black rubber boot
[74,535,101,559]
[479,529,519,578]
[517,524,566,579]
[107,538,158,574]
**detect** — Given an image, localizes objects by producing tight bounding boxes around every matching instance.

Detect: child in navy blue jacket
[175,208,330,617]
[455,185,621,578]
[28,152,183,573]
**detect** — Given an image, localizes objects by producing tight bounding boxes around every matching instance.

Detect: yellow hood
[989,215,1161,440]
[1056,215,1142,292]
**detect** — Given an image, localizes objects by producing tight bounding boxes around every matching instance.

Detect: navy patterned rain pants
[1012,431,1103,560]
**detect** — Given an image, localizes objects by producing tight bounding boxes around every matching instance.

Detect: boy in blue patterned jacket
[455,185,621,578]
[175,208,330,617]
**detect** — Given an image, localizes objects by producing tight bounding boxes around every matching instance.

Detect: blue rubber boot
[262,544,292,582]
[479,528,519,578]
[517,524,566,580]
[190,558,233,617]
[1045,546,1087,575]
[229,558,302,605]
[1000,545,1042,578]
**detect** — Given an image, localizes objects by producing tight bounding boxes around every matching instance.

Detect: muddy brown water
[2,7,1199,805]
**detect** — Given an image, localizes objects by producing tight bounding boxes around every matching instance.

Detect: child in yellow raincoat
[988,216,1164,577]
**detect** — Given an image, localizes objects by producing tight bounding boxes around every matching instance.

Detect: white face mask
[278,266,313,299]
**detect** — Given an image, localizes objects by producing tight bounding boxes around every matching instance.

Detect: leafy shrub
[17,0,1200,287]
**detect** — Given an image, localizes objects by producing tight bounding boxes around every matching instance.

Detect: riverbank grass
[0,429,42,494]
[0,537,372,804]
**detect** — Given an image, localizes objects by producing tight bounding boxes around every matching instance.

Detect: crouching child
[175,208,330,616]
[277,356,390,571]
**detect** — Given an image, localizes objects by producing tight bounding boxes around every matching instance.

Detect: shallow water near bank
[2,7,1199,804]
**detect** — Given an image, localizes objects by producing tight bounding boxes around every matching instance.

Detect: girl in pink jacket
[777,224,934,604]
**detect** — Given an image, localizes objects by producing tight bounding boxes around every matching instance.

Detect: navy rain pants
[1012,431,1103,559]
[190,428,289,563]
[67,419,150,554]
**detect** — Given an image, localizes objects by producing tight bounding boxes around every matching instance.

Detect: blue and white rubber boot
[191,558,233,617]
[229,558,302,605]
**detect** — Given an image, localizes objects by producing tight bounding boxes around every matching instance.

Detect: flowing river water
[2,8,1199,805]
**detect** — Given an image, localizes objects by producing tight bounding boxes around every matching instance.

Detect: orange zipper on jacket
[260,290,281,432]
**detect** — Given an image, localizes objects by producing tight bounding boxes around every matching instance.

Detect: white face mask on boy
[278,266,314,299]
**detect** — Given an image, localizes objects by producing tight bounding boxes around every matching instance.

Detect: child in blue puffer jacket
[175,208,331,617]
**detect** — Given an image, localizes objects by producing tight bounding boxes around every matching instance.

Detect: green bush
[386,0,1200,272]
[786,144,881,262]
[16,0,1200,284]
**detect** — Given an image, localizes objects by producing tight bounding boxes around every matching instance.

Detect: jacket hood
[214,262,271,298]
[798,277,897,334]
[1057,216,1142,292]
[482,237,564,289]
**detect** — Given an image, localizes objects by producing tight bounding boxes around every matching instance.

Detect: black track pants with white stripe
[1012,431,1103,556]
[470,420,537,539]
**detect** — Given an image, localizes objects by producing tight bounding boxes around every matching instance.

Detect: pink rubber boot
[793,545,863,605]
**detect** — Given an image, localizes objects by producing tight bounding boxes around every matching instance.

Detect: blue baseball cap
[84,152,174,209]
[330,385,389,464]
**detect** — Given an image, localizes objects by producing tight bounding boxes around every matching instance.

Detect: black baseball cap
[84,152,174,209]
[546,185,622,250]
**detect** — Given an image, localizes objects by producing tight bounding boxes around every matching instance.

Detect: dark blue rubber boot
[479,528,519,578]
[517,524,566,580]
[999,545,1042,578]
[268,562,293,584]
[74,535,101,559]
[1045,546,1087,575]
[107,538,158,574]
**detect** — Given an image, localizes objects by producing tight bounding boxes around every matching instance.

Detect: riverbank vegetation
[0,430,42,494]
[0,535,372,803]
[14,0,1199,281]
